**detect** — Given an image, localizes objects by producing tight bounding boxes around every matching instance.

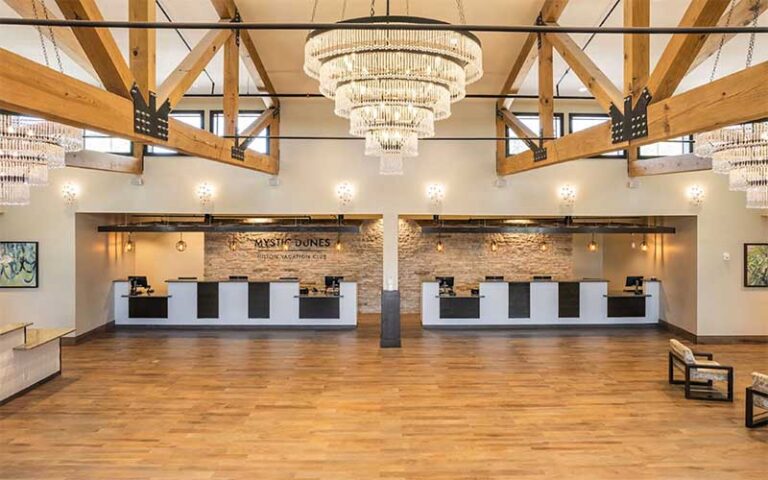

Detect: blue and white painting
[0,242,39,288]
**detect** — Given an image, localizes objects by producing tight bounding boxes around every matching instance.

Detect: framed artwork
[744,243,768,288]
[0,242,39,288]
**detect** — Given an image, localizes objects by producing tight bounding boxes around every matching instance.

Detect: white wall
[75,214,135,335]
[1,99,767,337]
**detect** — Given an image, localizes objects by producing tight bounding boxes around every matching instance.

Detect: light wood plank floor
[1,315,767,479]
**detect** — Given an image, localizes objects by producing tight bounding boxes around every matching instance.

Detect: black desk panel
[508,283,531,318]
[299,297,340,319]
[607,297,646,317]
[197,282,219,319]
[558,282,580,318]
[248,282,270,318]
[129,297,168,319]
[440,297,480,319]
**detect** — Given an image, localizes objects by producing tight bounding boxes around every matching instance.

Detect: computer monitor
[229,275,248,281]
[533,275,552,281]
[436,276,454,288]
[485,276,504,281]
[325,276,344,288]
[128,276,148,288]
[625,276,644,288]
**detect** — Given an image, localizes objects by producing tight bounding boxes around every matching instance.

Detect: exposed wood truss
[210,0,279,108]
[497,0,768,178]
[497,60,768,175]
[0,48,278,174]
[2,0,279,175]
[497,0,570,110]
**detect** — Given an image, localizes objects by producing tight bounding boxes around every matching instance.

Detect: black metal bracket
[610,87,652,144]
[232,10,242,46]
[131,84,170,141]
[231,107,279,161]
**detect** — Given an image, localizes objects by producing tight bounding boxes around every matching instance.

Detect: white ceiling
[0,0,765,98]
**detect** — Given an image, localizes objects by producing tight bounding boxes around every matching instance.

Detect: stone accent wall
[205,221,384,313]
[398,220,574,313]
[205,219,578,315]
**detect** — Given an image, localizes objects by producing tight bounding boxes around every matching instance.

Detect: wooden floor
[1,316,767,479]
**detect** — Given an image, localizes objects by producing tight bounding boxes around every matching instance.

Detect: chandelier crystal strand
[0,0,83,206]
[694,3,768,208]
[304,15,483,174]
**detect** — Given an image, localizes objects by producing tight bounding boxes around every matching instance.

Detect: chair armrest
[748,386,768,398]
[690,364,733,372]
[692,351,714,360]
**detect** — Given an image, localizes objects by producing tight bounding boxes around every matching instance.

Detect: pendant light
[436,236,444,253]
[588,233,599,252]
[125,232,135,253]
[228,235,238,251]
[175,233,187,252]
[630,233,637,249]
[490,239,498,252]
[539,242,549,252]
[640,234,649,252]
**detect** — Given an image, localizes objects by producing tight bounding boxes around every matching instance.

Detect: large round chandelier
[304,9,483,175]
[693,0,767,208]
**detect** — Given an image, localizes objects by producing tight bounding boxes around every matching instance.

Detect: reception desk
[114,279,357,328]
[422,280,660,327]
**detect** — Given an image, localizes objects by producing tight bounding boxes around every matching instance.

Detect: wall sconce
[61,182,80,205]
[588,233,599,252]
[335,181,355,206]
[687,185,705,206]
[196,182,214,206]
[558,184,577,207]
[175,233,187,252]
[426,183,446,206]
[125,232,135,253]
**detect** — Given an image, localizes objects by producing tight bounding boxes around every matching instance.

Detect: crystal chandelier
[0,0,83,206]
[304,0,482,174]
[693,0,768,208]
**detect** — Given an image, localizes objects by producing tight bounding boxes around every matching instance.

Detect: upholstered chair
[746,372,768,428]
[668,339,734,402]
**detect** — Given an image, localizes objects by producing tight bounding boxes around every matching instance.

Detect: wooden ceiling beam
[497,0,570,110]
[547,28,624,113]
[240,32,278,108]
[688,0,768,74]
[0,48,278,175]
[53,0,135,98]
[497,60,768,175]
[538,32,555,139]
[645,0,729,103]
[222,30,239,137]
[128,0,155,100]
[1,0,98,80]
[624,0,649,175]
[499,109,537,141]
[628,154,712,177]
[240,107,277,139]
[157,28,231,108]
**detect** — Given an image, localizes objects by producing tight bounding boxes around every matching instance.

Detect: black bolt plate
[610,88,652,144]
[231,145,246,161]
[132,85,170,141]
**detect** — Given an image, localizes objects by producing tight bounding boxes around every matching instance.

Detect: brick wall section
[205,221,384,313]
[398,220,574,313]
[206,219,576,315]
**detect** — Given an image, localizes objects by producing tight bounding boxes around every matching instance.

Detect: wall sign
[253,237,333,251]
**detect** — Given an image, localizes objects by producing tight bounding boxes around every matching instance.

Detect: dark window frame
[568,113,627,159]
[505,112,565,157]
[209,109,271,155]
[144,110,205,156]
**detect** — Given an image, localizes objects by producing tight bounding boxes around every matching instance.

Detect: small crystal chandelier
[694,1,768,208]
[304,0,483,175]
[0,0,83,206]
